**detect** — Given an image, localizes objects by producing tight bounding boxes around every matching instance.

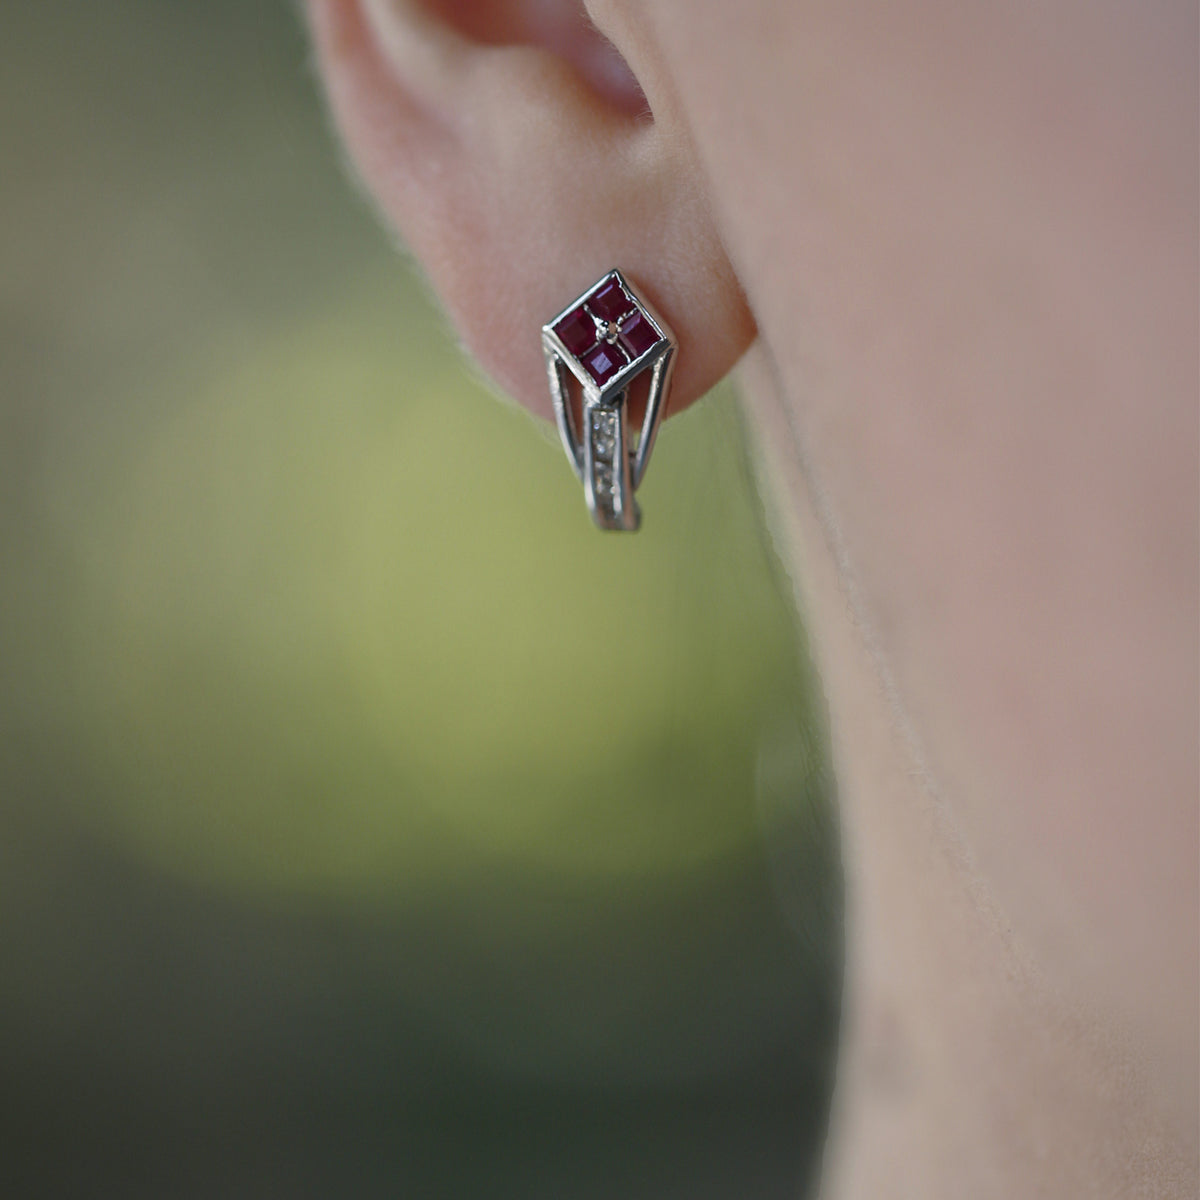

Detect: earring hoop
[542,269,676,531]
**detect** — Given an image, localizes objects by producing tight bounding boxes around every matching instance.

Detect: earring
[542,270,676,531]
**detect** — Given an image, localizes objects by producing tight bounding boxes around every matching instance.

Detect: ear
[307,0,753,421]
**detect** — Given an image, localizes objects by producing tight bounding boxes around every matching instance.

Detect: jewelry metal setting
[542,269,676,531]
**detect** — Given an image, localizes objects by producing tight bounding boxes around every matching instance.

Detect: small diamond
[592,412,617,460]
[594,463,614,494]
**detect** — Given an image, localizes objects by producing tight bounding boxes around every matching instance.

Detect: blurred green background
[0,3,840,1196]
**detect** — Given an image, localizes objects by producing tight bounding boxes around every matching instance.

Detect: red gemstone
[582,342,628,385]
[617,311,659,360]
[589,278,635,322]
[554,307,597,358]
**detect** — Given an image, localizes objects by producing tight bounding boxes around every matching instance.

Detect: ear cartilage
[541,269,676,532]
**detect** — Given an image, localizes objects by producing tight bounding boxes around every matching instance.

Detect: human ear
[306,0,753,421]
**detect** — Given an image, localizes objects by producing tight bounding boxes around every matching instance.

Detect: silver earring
[542,269,676,531]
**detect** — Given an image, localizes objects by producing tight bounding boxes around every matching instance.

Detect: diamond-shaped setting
[546,272,665,393]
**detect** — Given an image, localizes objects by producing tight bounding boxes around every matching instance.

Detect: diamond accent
[592,411,618,461]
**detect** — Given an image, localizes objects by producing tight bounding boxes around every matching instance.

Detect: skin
[307,1,1199,1194]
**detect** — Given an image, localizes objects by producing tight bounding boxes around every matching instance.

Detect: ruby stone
[555,307,597,358]
[582,342,627,386]
[589,278,634,323]
[617,311,659,360]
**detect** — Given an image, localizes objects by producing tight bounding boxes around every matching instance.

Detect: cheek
[664,0,1197,1051]
[852,413,1197,1004]
[803,251,1197,1078]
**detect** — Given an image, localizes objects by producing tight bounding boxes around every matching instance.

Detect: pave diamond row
[589,407,620,519]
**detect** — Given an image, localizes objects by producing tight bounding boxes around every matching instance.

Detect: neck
[739,343,1197,1199]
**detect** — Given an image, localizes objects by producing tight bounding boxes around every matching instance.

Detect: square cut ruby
[589,278,635,323]
[555,307,597,358]
[582,342,627,386]
[617,311,659,360]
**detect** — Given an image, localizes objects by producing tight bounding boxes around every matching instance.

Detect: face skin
[308,1,1199,1193]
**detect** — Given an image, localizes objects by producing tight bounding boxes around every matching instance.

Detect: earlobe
[308,0,754,422]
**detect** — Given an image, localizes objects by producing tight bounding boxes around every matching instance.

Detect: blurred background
[0,3,841,1197]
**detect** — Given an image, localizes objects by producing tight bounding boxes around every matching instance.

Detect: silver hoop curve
[541,269,676,531]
